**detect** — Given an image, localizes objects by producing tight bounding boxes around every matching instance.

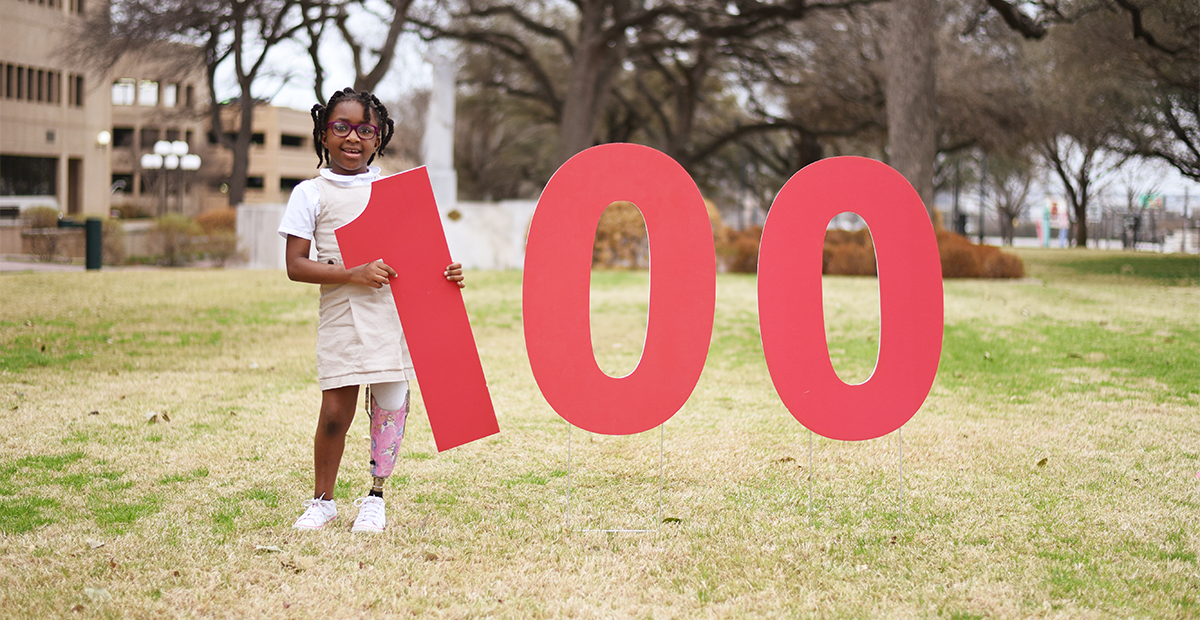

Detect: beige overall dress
[311,176,416,391]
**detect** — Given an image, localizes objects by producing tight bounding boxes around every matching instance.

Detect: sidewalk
[0,258,230,272]
[0,258,85,273]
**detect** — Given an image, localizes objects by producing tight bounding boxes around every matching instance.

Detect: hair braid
[310,87,395,169]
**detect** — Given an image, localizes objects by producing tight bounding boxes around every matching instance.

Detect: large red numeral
[337,168,500,451]
[523,144,716,435]
[757,157,943,441]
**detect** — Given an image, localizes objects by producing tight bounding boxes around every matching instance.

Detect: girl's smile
[321,100,380,175]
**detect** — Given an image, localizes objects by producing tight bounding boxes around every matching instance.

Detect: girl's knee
[316,390,357,437]
[317,416,352,438]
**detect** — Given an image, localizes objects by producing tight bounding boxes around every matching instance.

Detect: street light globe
[164,155,180,170]
[141,153,164,169]
[180,154,202,171]
[171,140,189,156]
[96,130,111,146]
[153,140,173,156]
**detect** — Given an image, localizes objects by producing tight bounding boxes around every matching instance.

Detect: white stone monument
[422,52,459,211]
[422,49,536,270]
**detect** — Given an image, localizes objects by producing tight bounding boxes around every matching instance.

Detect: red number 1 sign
[338,146,942,449]
[337,169,500,452]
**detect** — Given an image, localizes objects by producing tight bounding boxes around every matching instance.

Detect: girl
[278,87,464,533]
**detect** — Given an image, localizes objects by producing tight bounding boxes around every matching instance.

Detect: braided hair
[310,87,396,169]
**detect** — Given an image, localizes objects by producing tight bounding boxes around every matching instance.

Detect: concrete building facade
[203,105,326,211]
[0,0,111,218]
[107,47,211,217]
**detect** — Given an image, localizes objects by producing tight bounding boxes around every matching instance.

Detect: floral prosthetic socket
[368,388,409,482]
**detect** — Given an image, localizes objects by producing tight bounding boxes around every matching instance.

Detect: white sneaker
[292,498,337,530]
[351,496,386,533]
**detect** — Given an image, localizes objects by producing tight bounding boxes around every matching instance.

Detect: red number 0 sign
[523,144,717,435]
[758,157,943,441]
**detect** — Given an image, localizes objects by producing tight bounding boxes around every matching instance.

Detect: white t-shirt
[277,166,381,240]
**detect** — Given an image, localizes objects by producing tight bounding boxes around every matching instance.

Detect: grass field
[0,248,1197,618]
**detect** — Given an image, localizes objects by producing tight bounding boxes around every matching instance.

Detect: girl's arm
[285,235,395,288]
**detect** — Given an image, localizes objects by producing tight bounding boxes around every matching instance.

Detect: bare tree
[1040,135,1128,247]
[1101,1,1199,180]
[300,0,417,100]
[416,1,880,169]
[982,0,1199,179]
[985,151,1035,245]
[70,0,306,207]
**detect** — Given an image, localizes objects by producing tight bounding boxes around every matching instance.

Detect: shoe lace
[301,498,333,521]
[354,497,383,522]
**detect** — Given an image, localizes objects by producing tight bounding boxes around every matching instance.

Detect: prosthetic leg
[352,383,409,533]
[368,383,409,487]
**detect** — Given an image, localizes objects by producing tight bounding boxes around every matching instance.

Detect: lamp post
[140,140,201,216]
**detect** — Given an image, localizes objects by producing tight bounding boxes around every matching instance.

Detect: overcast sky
[218,27,1200,210]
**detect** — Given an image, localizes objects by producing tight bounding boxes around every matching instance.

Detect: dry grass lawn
[0,248,1197,618]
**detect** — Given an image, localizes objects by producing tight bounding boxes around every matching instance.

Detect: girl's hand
[445,262,466,289]
[350,259,397,288]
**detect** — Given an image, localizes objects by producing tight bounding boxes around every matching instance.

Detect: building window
[162,83,177,107]
[74,75,84,107]
[281,178,304,192]
[47,71,59,103]
[112,78,135,106]
[247,177,264,189]
[111,174,133,194]
[0,155,57,196]
[112,127,135,148]
[138,80,158,106]
[281,134,304,148]
[0,64,59,102]
[140,127,160,149]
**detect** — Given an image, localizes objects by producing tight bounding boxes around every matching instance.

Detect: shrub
[823,228,876,276]
[194,208,237,235]
[22,206,64,262]
[101,218,126,266]
[201,231,246,267]
[936,230,1024,278]
[937,231,981,278]
[593,201,648,269]
[939,242,982,278]
[110,204,150,219]
[24,206,61,229]
[826,243,877,276]
[192,208,244,267]
[981,251,1026,278]
[716,226,763,273]
[152,214,202,266]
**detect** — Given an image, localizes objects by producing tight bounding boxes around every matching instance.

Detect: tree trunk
[226,97,255,208]
[795,129,824,171]
[664,41,712,165]
[556,0,629,167]
[999,214,1014,246]
[1073,200,1089,247]
[882,0,939,226]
